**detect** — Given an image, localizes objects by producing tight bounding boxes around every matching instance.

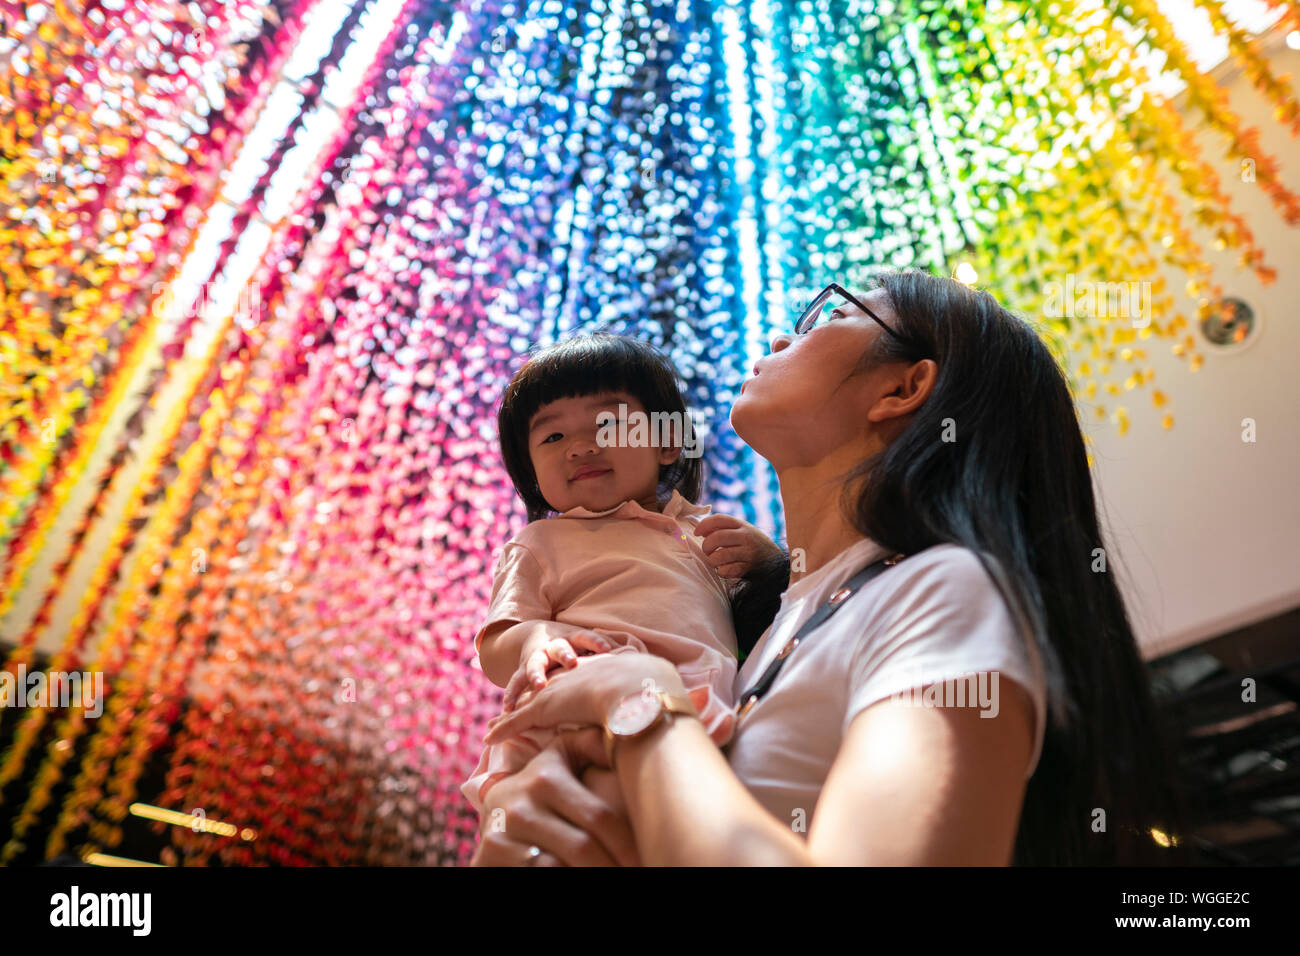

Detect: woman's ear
[901,358,939,408]
[867,358,938,422]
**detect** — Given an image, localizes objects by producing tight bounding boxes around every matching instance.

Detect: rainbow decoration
[1,0,1296,865]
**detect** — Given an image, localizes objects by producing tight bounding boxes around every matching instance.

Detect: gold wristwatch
[603,689,698,769]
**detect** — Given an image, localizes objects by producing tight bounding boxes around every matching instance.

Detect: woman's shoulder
[839,540,1046,774]
[841,540,1023,647]
[844,541,1041,691]
[876,541,1001,596]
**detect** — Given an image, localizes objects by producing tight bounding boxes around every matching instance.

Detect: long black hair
[732,269,1190,865]
[497,332,703,521]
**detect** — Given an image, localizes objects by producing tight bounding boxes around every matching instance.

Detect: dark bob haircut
[497,332,703,521]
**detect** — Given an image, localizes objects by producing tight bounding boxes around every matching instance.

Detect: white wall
[1087,26,1300,658]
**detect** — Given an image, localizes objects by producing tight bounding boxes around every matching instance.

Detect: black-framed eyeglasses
[794,283,906,343]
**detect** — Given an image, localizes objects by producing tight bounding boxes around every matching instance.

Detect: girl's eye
[540,432,562,444]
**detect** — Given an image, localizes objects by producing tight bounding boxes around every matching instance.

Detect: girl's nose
[770,333,793,353]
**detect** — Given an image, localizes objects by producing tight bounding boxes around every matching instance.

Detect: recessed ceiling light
[1198,296,1261,352]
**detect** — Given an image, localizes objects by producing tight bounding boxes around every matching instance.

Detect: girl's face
[730,287,904,468]
[527,390,681,514]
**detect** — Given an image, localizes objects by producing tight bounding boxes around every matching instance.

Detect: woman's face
[731,288,912,468]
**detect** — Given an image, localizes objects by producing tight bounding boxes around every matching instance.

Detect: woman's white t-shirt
[723,536,1047,831]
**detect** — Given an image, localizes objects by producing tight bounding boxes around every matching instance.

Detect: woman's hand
[693,514,784,580]
[470,727,640,866]
[484,651,685,746]
[503,630,613,712]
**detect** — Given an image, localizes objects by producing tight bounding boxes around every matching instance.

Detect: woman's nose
[770,333,793,352]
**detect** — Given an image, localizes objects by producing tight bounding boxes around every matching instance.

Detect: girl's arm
[476,542,571,687]
[483,652,1036,865]
[477,620,525,687]
[693,513,784,580]
[478,619,607,689]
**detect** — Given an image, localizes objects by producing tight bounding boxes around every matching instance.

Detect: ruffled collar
[557,488,712,522]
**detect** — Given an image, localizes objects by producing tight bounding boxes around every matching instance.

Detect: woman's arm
[617,668,1036,864]
[484,653,1037,865]
[613,698,813,865]
[808,678,1035,864]
[482,653,804,864]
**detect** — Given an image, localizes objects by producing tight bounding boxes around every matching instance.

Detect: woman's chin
[730,400,784,467]
[729,395,761,445]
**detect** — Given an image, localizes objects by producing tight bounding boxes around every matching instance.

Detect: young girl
[462,332,780,817]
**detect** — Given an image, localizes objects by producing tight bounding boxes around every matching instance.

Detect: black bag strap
[733,551,907,721]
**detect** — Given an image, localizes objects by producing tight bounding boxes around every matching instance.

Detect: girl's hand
[503,630,613,713]
[485,651,686,745]
[694,514,784,580]
[470,727,640,866]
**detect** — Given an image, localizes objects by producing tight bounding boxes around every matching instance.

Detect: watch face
[608,693,659,736]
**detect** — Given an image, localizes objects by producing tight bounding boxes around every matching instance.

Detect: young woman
[472,270,1187,866]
